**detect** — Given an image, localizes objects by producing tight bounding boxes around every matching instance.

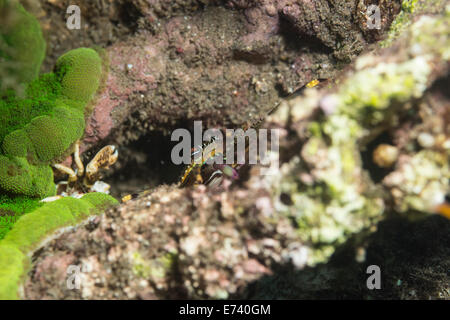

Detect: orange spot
[435,203,450,219]
[306,79,320,88]
[121,194,132,203]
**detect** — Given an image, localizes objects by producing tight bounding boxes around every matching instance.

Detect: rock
[21,0,450,300]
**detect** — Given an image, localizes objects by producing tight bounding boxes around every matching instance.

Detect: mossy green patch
[0,73,62,143]
[0,155,55,198]
[55,48,103,106]
[381,0,446,47]
[0,3,117,300]
[1,3,106,197]
[0,195,42,240]
[0,193,118,300]
[0,0,45,94]
[0,47,105,196]
[0,244,25,300]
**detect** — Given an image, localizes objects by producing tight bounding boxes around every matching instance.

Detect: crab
[180,80,322,188]
[41,141,118,202]
[179,135,242,188]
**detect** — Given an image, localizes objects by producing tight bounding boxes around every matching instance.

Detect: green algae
[0,1,107,199]
[268,9,450,265]
[0,193,118,300]
[0,195,42,240]
[0,1,115,261]
[381,0,446,47]
[0,0,46,94]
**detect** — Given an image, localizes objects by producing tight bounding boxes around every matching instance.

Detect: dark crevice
[278,16,334,56]
[104,129,186,199]
[361,131,395,184]
[117,1,143,33]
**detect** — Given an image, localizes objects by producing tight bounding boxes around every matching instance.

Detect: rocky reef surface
[36,0,402,152]
[19,0,449,300]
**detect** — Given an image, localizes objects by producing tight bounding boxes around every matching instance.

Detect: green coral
[0,1,105,198]
[56,48,103,105]
[0,193,118,300]
[0,2,113,249]
[0,73,62,143]
[0,0,46,94]
[1,48,103,167]
[0,156,54,198]
[3,104,86,163]
[0,195,42,240]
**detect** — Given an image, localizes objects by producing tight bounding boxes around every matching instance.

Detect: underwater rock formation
[0,193,117,300]
[0,0,446,300]
[48,0,403,153]
[22,3,450,299]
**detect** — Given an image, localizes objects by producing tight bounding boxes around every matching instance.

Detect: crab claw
[84,145,118,187]
[53,164,78,183]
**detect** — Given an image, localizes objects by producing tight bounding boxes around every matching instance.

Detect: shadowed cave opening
[102,129,186,199]
[101,120,262,198]
[361,131,395,184]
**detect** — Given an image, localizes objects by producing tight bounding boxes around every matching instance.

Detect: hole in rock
[361,131,395,184]
[104,130,186,198]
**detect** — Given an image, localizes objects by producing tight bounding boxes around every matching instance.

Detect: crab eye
[223,165,234,177]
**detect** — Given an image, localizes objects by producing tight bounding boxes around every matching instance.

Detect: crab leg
[195,165,204,184]
[74,140,84,178]
[53,163,78,183]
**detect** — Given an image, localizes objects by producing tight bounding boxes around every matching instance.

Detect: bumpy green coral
[0,47,104,196]
[0,193,118,300]
[0,0,45,93]
[0,1,105,198]
[0,73,62,143]
[0,2,111,253]
[56,48,103,106]
[0,194,41,217]
[2,105,85,163]
[1,47,103,163]
[0,195,42,240]
[0,156,54,198]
